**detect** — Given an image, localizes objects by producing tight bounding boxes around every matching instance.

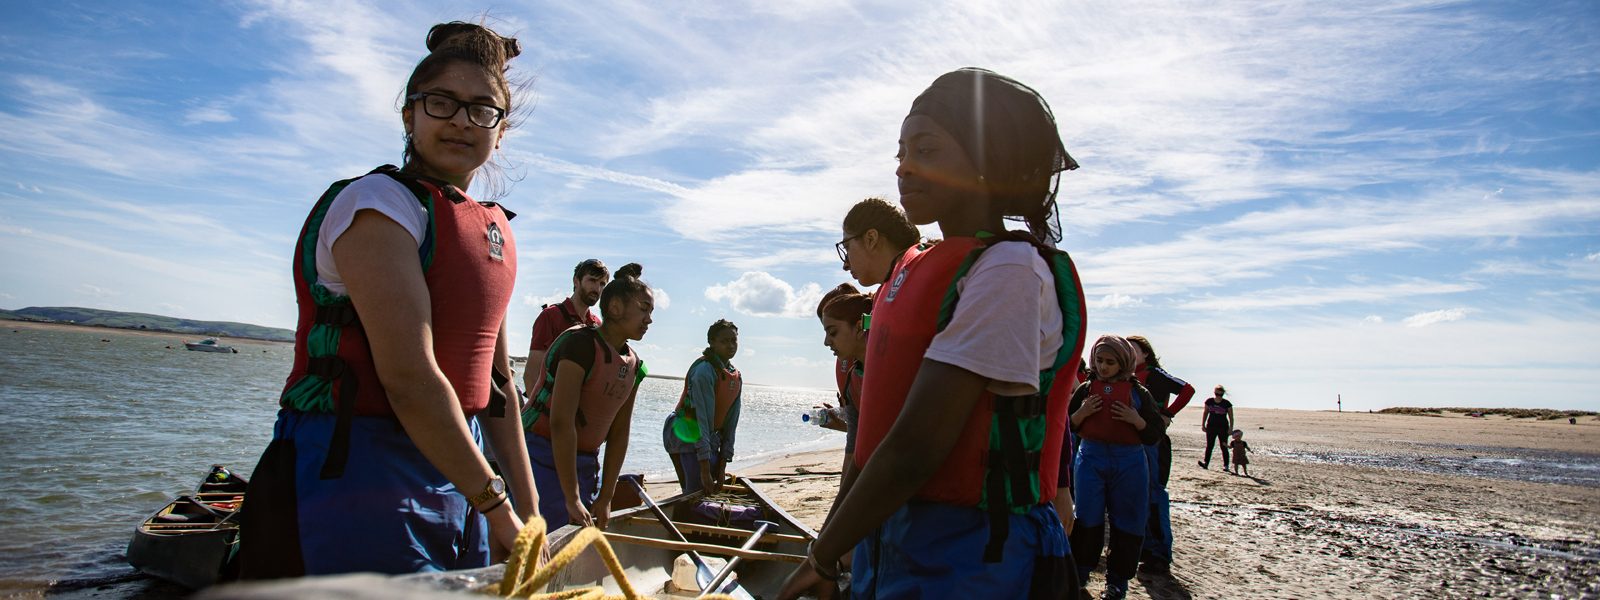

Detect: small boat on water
[127,465,248,589]
[184,338,236,353]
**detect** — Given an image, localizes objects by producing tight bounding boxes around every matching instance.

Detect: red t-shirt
[528,298,599,354]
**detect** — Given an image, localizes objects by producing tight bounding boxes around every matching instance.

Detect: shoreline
[3,319,291,347]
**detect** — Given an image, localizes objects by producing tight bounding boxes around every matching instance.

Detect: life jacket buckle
[313,303,360,328]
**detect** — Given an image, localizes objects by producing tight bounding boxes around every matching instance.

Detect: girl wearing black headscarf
[780,68,1087,600]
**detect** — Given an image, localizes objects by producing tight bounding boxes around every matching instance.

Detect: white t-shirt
[923,241,1063,397]
[313,175,429,296]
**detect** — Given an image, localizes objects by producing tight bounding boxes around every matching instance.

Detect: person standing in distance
[1198,385,1235,470]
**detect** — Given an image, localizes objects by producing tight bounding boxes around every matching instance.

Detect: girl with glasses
[238,21,541,577]
[836,197,921,288]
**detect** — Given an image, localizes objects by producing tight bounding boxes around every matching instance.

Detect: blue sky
[2,1,1596,411]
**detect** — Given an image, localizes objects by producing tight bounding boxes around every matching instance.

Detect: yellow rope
[496,516,738,600]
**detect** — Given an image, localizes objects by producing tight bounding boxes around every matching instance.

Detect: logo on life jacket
[1103,384,1113,395]
[487,222,505,261]
[885,266,910,302]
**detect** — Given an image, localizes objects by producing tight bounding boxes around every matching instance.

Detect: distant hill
[0,306,294,342]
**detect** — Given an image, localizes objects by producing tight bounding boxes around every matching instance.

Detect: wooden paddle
[700,520,775,598]
[620,475,755,600]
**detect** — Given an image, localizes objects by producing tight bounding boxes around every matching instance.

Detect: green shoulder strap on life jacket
[277,166,439,480]
[522,324,611,430]
[934,230,1087,563]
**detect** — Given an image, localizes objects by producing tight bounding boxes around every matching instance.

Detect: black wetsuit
[1200,397,1233,469]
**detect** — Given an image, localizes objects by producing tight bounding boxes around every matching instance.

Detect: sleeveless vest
[668,353,742,443]
[277,165,515,478]
[527,299,597,396]
[834,357,863,408]
[523,325,645,452]
[856,233,1087,562]
[1074,379,1145,445]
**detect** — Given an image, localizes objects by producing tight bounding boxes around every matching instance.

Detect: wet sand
[738,407,1600,599]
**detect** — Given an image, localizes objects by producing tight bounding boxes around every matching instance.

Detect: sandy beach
[734,407,1600,599]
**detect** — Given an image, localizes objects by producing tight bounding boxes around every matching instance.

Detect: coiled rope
[497,516,738,600]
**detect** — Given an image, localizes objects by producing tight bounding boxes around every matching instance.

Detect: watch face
[490,477,506,495]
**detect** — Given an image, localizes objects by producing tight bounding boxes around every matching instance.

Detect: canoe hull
[127,465,247,589]
[127,523,238,590]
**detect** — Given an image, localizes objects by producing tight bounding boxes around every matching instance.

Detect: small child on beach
[1229,430,1250,477]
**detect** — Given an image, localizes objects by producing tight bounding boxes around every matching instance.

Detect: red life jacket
[856,236,1082,505]
[524,325,645,452]
[1074,379,1143,444]
[526,298,599,397]
[668,353,742,443]
[833,357,862,408]
[278,165,515,478]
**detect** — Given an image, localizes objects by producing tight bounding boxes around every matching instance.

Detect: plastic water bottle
[801,408,831,427]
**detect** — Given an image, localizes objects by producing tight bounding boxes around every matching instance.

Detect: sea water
[0,325,839,591]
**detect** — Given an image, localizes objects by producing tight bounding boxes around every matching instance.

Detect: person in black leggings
[1198,385,1234,470]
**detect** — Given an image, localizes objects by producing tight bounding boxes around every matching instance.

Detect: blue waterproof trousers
[1071,440,1150,585]
[851,502,1073,599]
[525,431,599,531]
[1140,438,1175,564]
[276,410,489,574]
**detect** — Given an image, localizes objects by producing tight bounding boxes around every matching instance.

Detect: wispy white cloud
[184,104,236,125]
[1088,293,1144,310]
[1180,280,1480,311]
[77,283,118,298]
[1402,307,1472,328]
[705,272,822,318]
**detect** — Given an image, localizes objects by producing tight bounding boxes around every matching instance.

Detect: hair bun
[425,22,476,52]
[425,21,519,60]
[616,263,643,280]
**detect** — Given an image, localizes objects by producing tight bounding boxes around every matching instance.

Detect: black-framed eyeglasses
[835,233,863,264]
[407,92,506,129]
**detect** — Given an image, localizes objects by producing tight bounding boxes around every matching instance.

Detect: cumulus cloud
[653,287,672,310]
[523,289,568,308]
[1403,308,1472,328]
[1587,252,1599,262]
[1362,315,1384,324]
[704,272,822,318]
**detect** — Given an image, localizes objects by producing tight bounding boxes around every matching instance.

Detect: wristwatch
[468,475,506,508]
